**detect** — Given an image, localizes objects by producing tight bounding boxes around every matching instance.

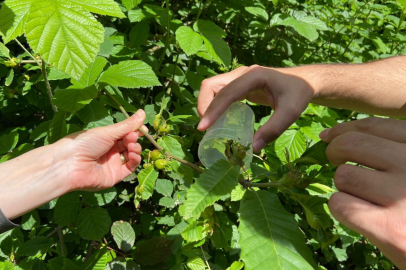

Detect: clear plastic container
[198,102,255,169]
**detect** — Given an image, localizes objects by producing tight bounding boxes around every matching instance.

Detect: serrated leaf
[25,0,105,80]
[300,141,329,165]
[77,100,114,129]
[187,256,206,270]
[300,122,324,142]
[81,187,117,206]
[202,35,231,67]
[181,220,205,242]
[99,60,160,88]
[159,197,176,208]
[136,166,159,200]
[0,131,19,155]
[0,0,32,43]
[193,20,226,38]
[239,190,316,270]
[292,193,331,230]
[275,130,306,162]
[278,16,327,41]
[155,179,173,197]
[20,210,40,230]
[0,42,10,59]
[71,57,107,88]
[245,7,269,21]
[184,159,239,219]
[158,136,185,159]
[300,16,328,30]
[111,221,136,251]
[66,0,126,18]
[16,236,53,258]
[77,207,112,241]
[122,0,142,10]
[54,192,82,226]
[129,21,150,48]
[176,26,203,56]
[132,237,174,266]
[158,216,175,226]
[53,86,99,113]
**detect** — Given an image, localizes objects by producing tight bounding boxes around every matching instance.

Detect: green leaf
[278,16,327,41]
[48,257,81,270]
[211,212,233,250]
[5,68,13,86]
[245,7,269,21]
[158,215,175,226]
[176,26,204,56]
[158,136,185,159]
[129,21,150,48]
[187,256,206,270]
[77,207,112,241]
[136,166,159,200]
[99,60,160,88]
[300,141,329,165]
[0,143,34,163]
[66,0,126,18]
[25,0,105,80]
[71,57,107,88]
[111,221,136,251]
[193,20,226,38]
[231,184,246,202]
[0,131,19,155]
[181,220,205,242]
[275,130,307,162]
[54,192,82,226]
[0,42,10,59]
[21,210,40,230]
[202,35,231,67]
[16,236,54,258]
[53,86,99,113]
[239,190,316,270]
[132,237,174,266]
[331,247,348,262]
[122,0,142,10]
[77,100,114,129]
[81,187,117,206]
[0,261,14,270]
[155,179,173,197]
[0,0,32,43]
[84,247,108,270]
[184,159,239,219]
[227,262,245,270]
[159,197,176,208]
[291,193,331,230]
[300,122,324,142]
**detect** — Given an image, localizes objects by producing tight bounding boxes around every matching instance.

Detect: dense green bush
[0,0,403,269]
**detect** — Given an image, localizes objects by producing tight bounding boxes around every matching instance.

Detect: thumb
[101,109,146,141]
[253,105,303,152]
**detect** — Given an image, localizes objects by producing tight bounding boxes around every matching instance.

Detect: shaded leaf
[53,86,99,113]
[111,221,136,251]
[77,207,112,241]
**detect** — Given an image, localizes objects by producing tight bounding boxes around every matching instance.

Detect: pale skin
[197,56,406,269]
[0,109,147,220]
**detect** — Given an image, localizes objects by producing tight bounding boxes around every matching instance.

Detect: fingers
[334,164,399,206]
[198,65,268,131]
[320,117,406,144]
[326,131,403,171]
[122,152,142,174]
[253,103,304,152]
[197,66,250,118]
[328,192,386,242]
[100,109,146,141]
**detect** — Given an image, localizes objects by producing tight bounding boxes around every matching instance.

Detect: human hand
[321,117,406,268]
[54,109,147,191]
[197,65,316,152]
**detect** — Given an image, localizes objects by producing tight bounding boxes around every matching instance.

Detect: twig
[85,241,96,262]
[200,246,211,270]
[14,38,41,66]
[103,90,205,173]
[42,60,58,112]
[20,60,41,64]
[57,226,67,257]
[46,227,58,238]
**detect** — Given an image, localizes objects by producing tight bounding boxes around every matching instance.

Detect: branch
[103,90,205,173]
[57,226,67,257]
[42,60,58,112]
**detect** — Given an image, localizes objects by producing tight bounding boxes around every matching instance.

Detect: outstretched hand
[54,109,147,191]
[322,117,406,268]
[197,65,316,152]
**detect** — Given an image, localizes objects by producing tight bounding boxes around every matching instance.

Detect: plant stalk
[42,60,58,112]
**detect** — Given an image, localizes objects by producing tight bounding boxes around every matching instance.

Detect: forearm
[285,56,406,117]
[0,145,70,219]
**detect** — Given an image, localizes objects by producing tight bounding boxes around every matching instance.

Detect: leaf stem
[14,38,41,66]
[57,226,66,257]
[42,60,58,112]
[239,180,282,188]
[103,90,205,173]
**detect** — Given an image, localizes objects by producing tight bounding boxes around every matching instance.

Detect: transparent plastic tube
[198,102,255,169]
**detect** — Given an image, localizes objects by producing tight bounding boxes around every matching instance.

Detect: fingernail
[253,138,266,152]
[319,128,330,141]
[197,118,206,130]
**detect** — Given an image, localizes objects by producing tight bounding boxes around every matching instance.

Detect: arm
[0,110,146,220]
[197,56,406,152]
